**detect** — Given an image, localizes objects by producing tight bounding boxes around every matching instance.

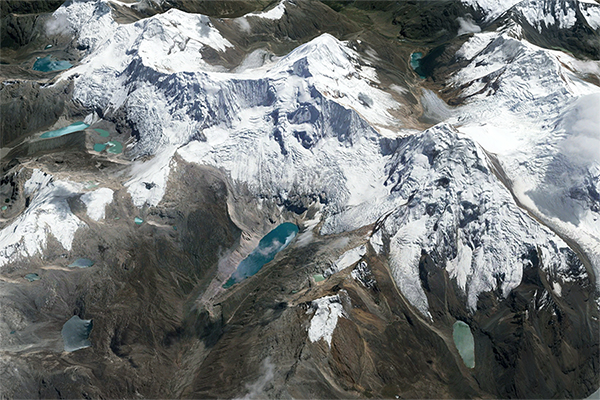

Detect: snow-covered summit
[48,0,400,208]
[14,0,595,317]
[512,0,578,31]
[0,170,85,269]
[244,0,287,20]
[463,0,600,31]
[371,125,586,313]
[462,0,523,22]
[449,27,600,284]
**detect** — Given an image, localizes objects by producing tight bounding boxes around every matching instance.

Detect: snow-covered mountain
[463,0,600,58]
[1,0,597,315]
[465,0,600,29]
[14,0,588,315]
[0,0,598,397]
[50,0,397,210]
[447,22,600,285]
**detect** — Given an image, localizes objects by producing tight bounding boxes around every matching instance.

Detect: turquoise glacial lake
[40,122,88,138]
[223,223,299,288]
[61,315,93,352]
[33,55,72,72]
[410,52,426,79]
[94,128,110,137]
[453,320,475,368]
[106,141,123,154]
[24,273,40,282]
[68,258,95,268]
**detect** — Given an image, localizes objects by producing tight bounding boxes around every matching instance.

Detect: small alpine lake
[33,55,72,72]
[40,122,88,138]
[223,223,299,288]
[410,52,426,79]
[453,320,475,368]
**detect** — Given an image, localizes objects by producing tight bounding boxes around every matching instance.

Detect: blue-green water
[223,223,299,288]
[453,320,475,368]
[24,273,40,282]
[68,258,95,268]
[106,141,123,154]
[94,141,122,153]
[93,143,106,152]
[33,55,72,72]
[40,122,88,138]
[134,217,144,225]
[410,52,426,79]
[61,315,92,352]
[94,128,110,137]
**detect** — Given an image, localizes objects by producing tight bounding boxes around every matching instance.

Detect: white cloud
[45,13,71,36]
[560,93,600,165]
[241,357,274,399]
[457,16,482,36]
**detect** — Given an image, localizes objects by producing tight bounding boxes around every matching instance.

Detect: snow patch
[325,244,366,276]
[552,281,562,296]
[126,146,177,207]
[335,245,367,270]
[245,1,286,20]
[307,293,347,347]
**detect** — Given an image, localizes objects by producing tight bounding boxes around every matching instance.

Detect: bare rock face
[0,0,65,49]
[0,80,74,147]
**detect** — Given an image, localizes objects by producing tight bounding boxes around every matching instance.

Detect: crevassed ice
[56,0,399,209]
[361,125,583,313]
[450,30,600,286]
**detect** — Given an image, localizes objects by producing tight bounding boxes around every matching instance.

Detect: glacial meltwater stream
[223,223,299,288]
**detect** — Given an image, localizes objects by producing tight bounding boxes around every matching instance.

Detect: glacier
[448,25,600,286]
[0,0,597,320]
[0,170,86,269]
